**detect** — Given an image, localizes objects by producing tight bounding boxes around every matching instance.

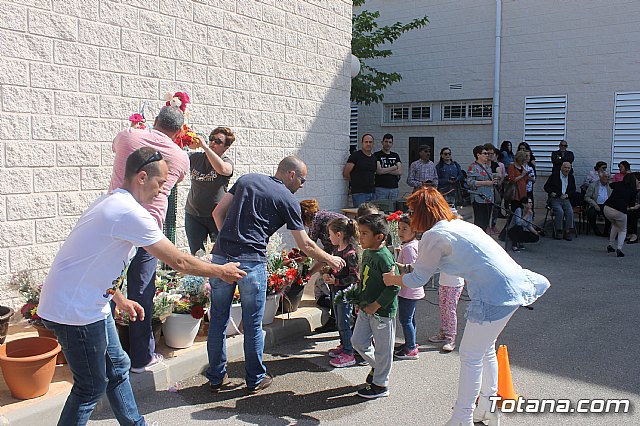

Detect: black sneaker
[365,368,375,384]
[354,353,369,366]
[209,373,230,392]
[315,320,337,333]
[357,383,389,399]
[247,374,273,394]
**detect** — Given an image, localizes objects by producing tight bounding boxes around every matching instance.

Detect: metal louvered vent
[350,104,358,152]
[523,95,567,175]
[449,83,463,90]
[613,92,640,170]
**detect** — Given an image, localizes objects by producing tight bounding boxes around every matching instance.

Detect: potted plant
[277,248,313,314]
[10,271,66,364]
[0,305,14,345]
[162,274,209,348]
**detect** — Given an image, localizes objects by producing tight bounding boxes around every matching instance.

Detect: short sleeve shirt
[212,174,305,262]
[374,150,401,189]
[185,152,234,217]
[37,189,165,326]
[347,150,377,194]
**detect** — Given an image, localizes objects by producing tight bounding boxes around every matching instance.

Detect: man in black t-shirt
[206,156,345,394]
[374,133,402,200]
[343,133,378,207]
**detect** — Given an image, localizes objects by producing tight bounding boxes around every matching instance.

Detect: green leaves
[351,1,429,105]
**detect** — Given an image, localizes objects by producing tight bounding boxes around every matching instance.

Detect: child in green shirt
[351,213,400,399]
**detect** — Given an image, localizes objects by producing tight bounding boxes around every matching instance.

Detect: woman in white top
[383,187,550,426]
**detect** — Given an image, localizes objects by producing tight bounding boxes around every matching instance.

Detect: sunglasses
[296,172,306,184]
[211,138,225,145]
[136,151,163,173]
[481,152,490,155]
[560,144,568,147]
[442,152,451,155]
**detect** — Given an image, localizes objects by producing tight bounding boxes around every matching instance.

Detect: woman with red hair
[383,187,550,426]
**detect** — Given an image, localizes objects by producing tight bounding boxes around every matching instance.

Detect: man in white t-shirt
[38,148,245,426]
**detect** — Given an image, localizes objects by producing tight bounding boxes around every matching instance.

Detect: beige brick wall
[0,0,353,307]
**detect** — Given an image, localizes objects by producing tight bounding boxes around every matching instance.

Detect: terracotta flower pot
[0,336,61,399]
[34,325,66,365]
[0,306,14,345]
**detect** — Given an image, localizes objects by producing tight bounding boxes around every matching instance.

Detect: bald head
[276,156,306,175]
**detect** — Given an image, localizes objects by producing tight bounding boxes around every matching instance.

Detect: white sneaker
[131,353,164,373]
[442,341,456,352]
[473,408,500,426]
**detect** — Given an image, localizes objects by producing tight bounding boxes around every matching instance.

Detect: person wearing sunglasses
[38,147,246,426]
[466,145,495,232]
[206,156,346,395]
[185,127,235,255]
[108,105,190,375]
[436,147,465,205]
[551,139,574,175]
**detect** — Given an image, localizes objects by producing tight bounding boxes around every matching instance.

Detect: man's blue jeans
[374,187,399,200]
[126,247,158,369]
[43,314,145,426]
[397,296,418,350]
[352,192,375,208]
[206,256,267,388]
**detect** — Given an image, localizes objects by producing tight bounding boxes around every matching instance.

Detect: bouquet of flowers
[172,275,210,319]
[174,124,198,149]
[333,283,360,306]
[266,243,313,295]
[386,210,405,254]
[11,270,44,327]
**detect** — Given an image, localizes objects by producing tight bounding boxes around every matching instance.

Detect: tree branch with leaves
[351,0,429,105]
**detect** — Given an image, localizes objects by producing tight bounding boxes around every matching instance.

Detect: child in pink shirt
[393,215,424,360]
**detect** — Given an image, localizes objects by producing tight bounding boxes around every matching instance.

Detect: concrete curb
[0,305,327,426]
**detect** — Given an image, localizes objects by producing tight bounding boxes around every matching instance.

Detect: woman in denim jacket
[383,187,550,426]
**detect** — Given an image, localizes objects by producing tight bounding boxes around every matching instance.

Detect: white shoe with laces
[130,353,163,374]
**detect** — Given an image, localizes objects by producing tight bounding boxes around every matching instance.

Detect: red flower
[128,113,145,123]
[285,268,298,282]
[191,305,205,319]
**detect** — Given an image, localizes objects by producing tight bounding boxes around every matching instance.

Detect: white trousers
[450,310,516,424]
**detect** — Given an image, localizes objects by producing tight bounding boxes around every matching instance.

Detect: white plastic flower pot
[226,303,242,336]
[162,313,202,349]
[262,294,280,325]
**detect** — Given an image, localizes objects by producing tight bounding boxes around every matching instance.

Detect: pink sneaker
[328,344,344,358]
[329,352,356,368]
[394,347,419,360]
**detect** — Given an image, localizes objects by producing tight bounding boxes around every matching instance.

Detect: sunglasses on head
[136,151,163,173]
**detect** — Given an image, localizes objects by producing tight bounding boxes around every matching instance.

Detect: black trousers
[586,204,611,234]
[508,226,540,244]
[472,202,492,231]
[627,209,638,235]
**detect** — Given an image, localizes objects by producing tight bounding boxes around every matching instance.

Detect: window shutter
[523,95,567,175]
[613,92,640,171]
[350,104,358,151]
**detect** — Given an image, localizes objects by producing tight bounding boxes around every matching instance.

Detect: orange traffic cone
[496,344,519,406]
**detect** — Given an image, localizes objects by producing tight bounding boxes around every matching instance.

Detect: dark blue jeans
[352,192,375,208]
[398,296,418,350]
[43,314,145,426]
[330,287,353,354]
[127,247,158,369]
[206,256,267,388]
[184,211,219,255]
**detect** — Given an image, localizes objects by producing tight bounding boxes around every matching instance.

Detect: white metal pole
[492,0,502,147]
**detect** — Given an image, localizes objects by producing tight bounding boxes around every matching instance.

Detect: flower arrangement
[174,124,198,149]
[10,271,44,327]
[266,246,313,296]
[165,91,190,112]
[128,113,146,129]
[171,275,209,319]
[386,210,405,254]
[333,283,360,306]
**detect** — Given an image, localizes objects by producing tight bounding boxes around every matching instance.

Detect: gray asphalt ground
[89,229,640,425]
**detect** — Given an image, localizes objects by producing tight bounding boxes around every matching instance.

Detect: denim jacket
[402,219,550,322]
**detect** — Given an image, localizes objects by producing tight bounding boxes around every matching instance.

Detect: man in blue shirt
[206,156,346,393]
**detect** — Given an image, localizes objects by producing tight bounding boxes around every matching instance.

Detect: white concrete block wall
[357,0,640,187]
[0,0,353,307]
